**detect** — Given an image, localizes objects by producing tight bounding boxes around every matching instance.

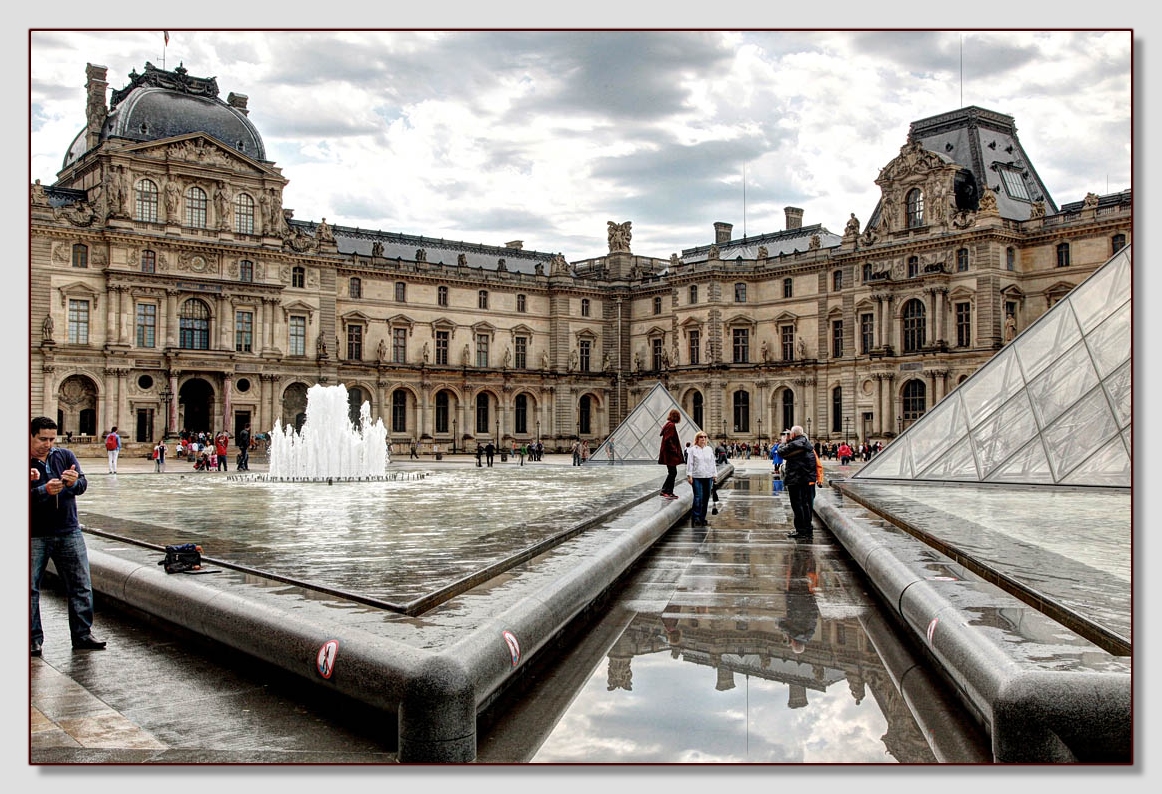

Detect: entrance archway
[179,378,215,434]
[56,374,99,436]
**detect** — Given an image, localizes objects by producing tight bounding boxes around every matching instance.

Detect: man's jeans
[31,531,95,643]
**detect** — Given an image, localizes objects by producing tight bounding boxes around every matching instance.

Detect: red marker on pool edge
[317,639,339,679]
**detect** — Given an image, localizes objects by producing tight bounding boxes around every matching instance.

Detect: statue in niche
[879,192,896,231]
[1004,312,1017,342]
[214,182,231,229]
[164,180,180,221]
[632,352,642,373]
[504,346,512,368]
[41,314,54,342]
[316,333,328,357]
[423,342,431,363]
[541,350,550,370]
[372,241,384,257]
[462,344,471,366]
[607,221,632,253]
[107,165,129,218]
[602,352,611,372]
[797,336,807,360]
[316,217,334,242]
[845,213,860,236]
[661,348,670,369]
[568,348,579,372]
[760,339,770,363]
[377,338,387,362]
[258,191,269,233]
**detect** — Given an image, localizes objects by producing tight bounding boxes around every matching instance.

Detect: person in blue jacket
[30,416,106,656]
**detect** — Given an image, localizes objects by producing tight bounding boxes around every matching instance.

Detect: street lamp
[721,418,727,440]
[496,417,500,442]
[805,417,811,438]
[161,385,174,441]
[845,416,851,446]
[757,416,763,440]
[536,420,541,444]
[452,418,457,453]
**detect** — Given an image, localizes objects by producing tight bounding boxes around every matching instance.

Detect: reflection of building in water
[603,543,936,763]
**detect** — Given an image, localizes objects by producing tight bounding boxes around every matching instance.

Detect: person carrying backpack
[104,426,121,474]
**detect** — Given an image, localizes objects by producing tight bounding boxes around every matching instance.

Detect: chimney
[784,207,804,230]
[84,64,109,153]
[505,240,524,250]
[714,222,733,245]
[227,92,250,116]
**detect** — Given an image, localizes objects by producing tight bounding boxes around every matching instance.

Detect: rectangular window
[235,195,255,234]
[956,248,969,272]
[141,250,156,273]
[476,334,489,367]
[732,328,749,363]
[956,302,971,347]
[781,325,795,361]
[689,330,700,365]
[515,336,528,369]
[478,290,489,310]
[653,296,662,315]
[438,286,449,307]
[392,391,407,434]
[783,278,793,298]
[734,283,747,302]
[652,338,663,370]
[347,324,363,361]
[833,270,843,291]
[235,310,253,353]
[72,244,88,269]
[579,339,591,372]
[581,298,591,317]
[517,294,527,313]
[832,319,844,358]
[392,328,407,363]
[395,282,407,302]
[289,316,306,356]
[67,299,89,344]
[860,313,874,354]
[908,257,919,278]
[239,260,253,282]
[435,330,449,365]
[1056,243,1071,268]
[999,167,1031,201]
[186,189,207,228]
[135,303,156,348]
[689,285,698,304]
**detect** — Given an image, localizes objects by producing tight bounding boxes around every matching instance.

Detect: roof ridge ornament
[111,61,221,109]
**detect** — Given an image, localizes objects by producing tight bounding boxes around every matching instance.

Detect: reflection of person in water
[778,543,820,654]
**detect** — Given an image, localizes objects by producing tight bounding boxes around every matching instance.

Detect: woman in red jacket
[657,409,684,500]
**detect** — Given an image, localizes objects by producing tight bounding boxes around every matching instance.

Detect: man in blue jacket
[777,425,818,540]
[30,416,106,656]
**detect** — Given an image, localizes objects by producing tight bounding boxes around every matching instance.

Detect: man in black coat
[777,425,818,539]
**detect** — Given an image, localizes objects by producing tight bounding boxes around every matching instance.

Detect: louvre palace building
[30,61,1132,454]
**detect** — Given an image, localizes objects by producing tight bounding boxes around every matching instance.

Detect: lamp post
[452,418,457,454]
[721,418,727,441]
[496,418,500,443]
[845,416,851,446]
[536,420,541,444]
[757,416,763,441]
[805,417,811,438]
[897,415,903,436]
[159,387,172,439]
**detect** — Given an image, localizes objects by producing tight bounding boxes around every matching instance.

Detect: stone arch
[178,376,216,435]
[281,381,311,431]
[57,373,100,437]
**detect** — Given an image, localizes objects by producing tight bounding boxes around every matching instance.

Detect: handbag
[158,543,203,574]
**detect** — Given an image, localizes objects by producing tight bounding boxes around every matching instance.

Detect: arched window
[476,393,491,434]
[435,391,450,434]
[692,391,704,428]
[438,285,449,307]
[239,259,253,282]
[134,179,159,222]
[349,277,362,298]
[906,188,925,228]
[732,390,750,433]
[782,389,795,433]
[291,266,305,288]
[179,298,211,350]
[902,380,927,422]
[579,395,592,435]
[902,299,926,352]
[71,243,88,269]
[141,249,156,273]
[392,390,408,433]
[234,192,255,234]
[831,386,843,433]
[515,394,528,434]
[185,186,207,228]
[348,387,365,427]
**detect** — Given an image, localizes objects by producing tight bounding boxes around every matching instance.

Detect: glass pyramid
[587,381,702,463]
[855,245,1131,487]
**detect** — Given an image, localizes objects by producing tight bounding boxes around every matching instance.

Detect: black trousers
[662,464,678,495]
[786,481,814,533]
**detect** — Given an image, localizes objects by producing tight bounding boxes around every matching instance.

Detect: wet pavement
[23,449,1126,768]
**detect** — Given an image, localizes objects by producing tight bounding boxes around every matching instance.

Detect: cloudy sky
[28,28,1132,260]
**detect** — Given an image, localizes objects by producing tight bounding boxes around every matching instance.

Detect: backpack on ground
[158,543,203,573]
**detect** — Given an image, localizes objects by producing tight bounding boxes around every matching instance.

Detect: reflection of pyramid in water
[587,382,701,463]
[855,245,1131,487]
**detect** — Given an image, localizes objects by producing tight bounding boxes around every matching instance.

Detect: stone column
[223,374,233,433]
[165,289,179,348]
[41,364,56,424]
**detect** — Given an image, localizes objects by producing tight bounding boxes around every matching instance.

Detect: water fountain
[266,383,391,481]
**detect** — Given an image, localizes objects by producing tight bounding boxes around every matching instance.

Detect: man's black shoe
[31,640,42,657]
[786,531,813,539]
[72,635,107,650]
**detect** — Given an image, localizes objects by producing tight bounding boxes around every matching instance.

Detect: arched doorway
[179,378,215,434]
[56,374,99,437]
[282,382,309,431]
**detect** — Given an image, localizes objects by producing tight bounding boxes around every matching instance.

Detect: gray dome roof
[63,63,265,168]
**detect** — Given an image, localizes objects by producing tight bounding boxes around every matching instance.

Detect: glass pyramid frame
[587,381,701,464]
[855,245,1131,487]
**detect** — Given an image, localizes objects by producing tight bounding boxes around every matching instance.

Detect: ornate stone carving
[457,253,468,266]
[1083,192,1100,209]
[844,213,860,236]
[550,253,570,276]
[30,180,50,207]
[607,220,632,253]
[54,201,98,227]
[372,241,384,257]
[978,188,998,214]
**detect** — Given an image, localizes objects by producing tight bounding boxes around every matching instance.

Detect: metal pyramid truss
[587,381,701,463]
[855,246,1131,487]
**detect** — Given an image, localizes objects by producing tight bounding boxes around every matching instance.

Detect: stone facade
[30,64,1132,454]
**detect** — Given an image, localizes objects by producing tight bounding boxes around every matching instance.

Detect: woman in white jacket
[686,431,718,527]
